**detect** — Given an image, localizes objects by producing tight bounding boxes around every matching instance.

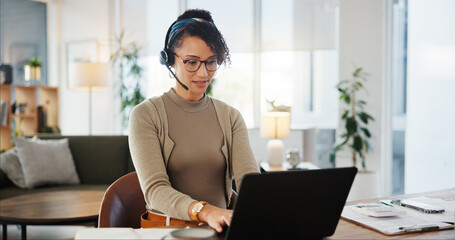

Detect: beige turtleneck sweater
[163,89,226,209]
[129,89,260,221]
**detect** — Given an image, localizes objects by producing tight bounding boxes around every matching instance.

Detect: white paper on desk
[342,199,454,236]
[404,196,455,223]
[75,228,140,239]
[75,228,178,240]
[135,228,178,239]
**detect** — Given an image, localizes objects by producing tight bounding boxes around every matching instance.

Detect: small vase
[24,66,41,81]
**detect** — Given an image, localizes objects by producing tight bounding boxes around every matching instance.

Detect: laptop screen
[224,167,357,240]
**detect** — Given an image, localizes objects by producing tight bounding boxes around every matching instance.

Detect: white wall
[338,0,387,198]
[405,0,455,193]
[48,0,116,135]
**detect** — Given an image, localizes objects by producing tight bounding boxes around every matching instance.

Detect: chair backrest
[98,171,146,228]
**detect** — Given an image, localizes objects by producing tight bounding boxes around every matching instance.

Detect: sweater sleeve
[128,100,195,221]
[230,108,261,190]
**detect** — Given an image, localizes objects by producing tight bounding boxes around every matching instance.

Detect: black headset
[160,18,206,90]
[159,20,177,66]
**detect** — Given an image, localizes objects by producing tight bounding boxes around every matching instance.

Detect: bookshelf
[0,85,59,151]
[0,85,12,150]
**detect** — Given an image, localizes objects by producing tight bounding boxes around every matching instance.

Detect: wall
[1,0,47,85]
[338,0,387,198]
[405,0,455,193]
[48,0,116,135]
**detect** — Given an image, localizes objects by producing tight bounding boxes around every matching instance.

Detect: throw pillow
[15,137,80,189]
[0,148,26,188]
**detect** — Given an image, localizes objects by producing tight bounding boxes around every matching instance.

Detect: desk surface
[75,189,455,239]
[330,188,455,239]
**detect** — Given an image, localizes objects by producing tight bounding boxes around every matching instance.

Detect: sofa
[0,135,134,200]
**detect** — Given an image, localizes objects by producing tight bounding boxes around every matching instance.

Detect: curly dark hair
[168,9,231,66]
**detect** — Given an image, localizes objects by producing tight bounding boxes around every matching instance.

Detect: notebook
[222,167,357,240]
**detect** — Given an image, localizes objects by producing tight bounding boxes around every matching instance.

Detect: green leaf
[360,127,371,138]
[344,95,351,104]
[332,134,349,152]
[340,93,346,100]
[353,135,363,152]
[330,152,335,164]
[342,110,349,120]
[357,100,366,106]
[364,112,374,121]
[346,117,357,135]
[357,112,369,124]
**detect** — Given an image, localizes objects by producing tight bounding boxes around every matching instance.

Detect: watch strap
[192,201,207,222]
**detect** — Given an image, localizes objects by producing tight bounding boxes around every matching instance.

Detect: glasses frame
[174,54,220,73]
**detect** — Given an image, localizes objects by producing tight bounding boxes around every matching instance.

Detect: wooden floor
[0,225,92,240]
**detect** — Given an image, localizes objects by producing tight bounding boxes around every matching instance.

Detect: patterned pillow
[15,137,80,189]
[0,148,26,188]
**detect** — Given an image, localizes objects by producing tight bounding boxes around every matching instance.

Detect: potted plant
[331,67,374,170]
[110,31,146,130]
[331,67,376,201]
[24,57,41,81]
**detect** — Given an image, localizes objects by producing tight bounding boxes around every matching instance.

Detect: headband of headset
[164,18,215,50]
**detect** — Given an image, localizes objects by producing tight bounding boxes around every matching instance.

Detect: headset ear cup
[159,49,175,66]
[167,51,175,65]
[159,50,168,65]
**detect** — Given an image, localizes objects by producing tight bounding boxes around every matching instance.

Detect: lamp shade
[261,112,291,139]
[69,62,108,90]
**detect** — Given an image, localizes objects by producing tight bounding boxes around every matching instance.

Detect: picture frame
[66,39,99,90]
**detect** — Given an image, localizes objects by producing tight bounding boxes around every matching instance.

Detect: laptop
[222,167,357,240]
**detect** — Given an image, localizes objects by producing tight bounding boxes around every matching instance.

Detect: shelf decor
[24,57,41,81]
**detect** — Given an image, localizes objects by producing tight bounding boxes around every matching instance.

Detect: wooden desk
[330,188,455,239]
[0,190,105,240]
[74,189,455,239]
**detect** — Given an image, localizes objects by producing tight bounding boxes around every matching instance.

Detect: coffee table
[0,190,105,240]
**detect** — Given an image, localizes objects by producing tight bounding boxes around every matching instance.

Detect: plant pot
[347,170,379,202]
[24,66,41,81]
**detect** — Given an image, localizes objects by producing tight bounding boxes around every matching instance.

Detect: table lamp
[261,111,290,166]
[69,62,108,135]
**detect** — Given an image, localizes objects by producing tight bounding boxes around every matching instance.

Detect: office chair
[98,171,238,228]
[98,171,146,228]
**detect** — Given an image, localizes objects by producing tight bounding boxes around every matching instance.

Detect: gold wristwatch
[191,201,207,222]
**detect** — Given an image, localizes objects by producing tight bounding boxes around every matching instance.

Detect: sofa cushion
[15,137,80,189]
[0,148,26,188]
[39,135,131,185]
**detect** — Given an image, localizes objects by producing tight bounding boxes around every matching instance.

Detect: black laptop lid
[226,167,357,240]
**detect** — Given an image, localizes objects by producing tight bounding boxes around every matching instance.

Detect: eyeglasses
[175,54,220,72]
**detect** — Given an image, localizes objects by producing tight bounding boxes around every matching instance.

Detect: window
[261,0,339,129]
[187,0,255,127]
[121,0,340,129]
[391,0,408,195]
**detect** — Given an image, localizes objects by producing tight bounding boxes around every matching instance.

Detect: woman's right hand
[193,203,233,232]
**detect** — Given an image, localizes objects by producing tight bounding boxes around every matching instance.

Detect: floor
[0,225,93,240]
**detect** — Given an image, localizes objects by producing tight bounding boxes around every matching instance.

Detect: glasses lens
[185,60,201,72]
[206,60,219,72]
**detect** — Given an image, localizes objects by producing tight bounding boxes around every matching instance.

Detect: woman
[129,9,260,233]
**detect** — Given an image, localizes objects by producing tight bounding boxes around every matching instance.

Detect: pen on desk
[379,200,393,207]
[399,225,439,232]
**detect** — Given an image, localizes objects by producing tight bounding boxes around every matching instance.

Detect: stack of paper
[341,196,455,235]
